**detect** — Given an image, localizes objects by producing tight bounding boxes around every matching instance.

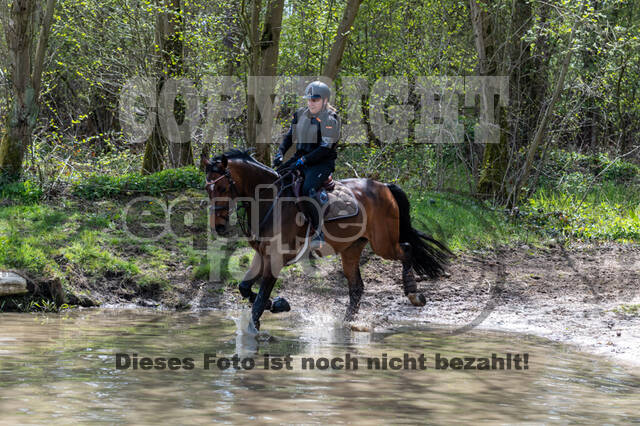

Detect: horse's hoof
[408,293,426,307]
[270,297,291,313]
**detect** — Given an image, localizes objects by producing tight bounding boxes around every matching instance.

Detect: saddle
[292,173,358,222]
[284,173,359,266]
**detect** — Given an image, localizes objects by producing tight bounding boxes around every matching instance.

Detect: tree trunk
[470,0,508,200]
[245,0,262,156]
[164,0,193,168]
[0,0,55,181]
[141,104,167,174]
[142,0,192,174]
[255,0,284,164]
[322,0,362,80]
[246,0,285,165]
[509,31,573,206]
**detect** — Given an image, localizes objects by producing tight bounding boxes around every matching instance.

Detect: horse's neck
[230,160,295,238]
[231,161,278,198]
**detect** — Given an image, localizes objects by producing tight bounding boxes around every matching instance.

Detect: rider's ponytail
[325,102,337,114]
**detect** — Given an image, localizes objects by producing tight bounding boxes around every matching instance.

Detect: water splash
[234,309,258,337]
[234,310,258,357]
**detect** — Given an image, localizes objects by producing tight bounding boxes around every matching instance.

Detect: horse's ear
[200,145,210,171]
[220,155,228,168]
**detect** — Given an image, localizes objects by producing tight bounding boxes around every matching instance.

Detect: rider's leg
[301,163,332,246]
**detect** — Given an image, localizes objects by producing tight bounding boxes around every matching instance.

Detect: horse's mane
[208,148,278,177]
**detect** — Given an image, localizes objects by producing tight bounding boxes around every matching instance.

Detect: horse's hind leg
[340,238,368,322]
[400,242,426,307]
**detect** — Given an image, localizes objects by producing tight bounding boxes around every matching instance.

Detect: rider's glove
[294,157,305,169]
[272,152,283,168]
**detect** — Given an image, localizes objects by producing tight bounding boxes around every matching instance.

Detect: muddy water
[0,309,638,424]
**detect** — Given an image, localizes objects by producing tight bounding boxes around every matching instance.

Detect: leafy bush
[0,179,43,203]
[72,166,205,199]
[542,150,639,187]
[600,160,639,183]
[521,189,640,241]
[557,171,590,193]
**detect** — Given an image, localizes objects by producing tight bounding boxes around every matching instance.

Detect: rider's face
[307,97,324,115]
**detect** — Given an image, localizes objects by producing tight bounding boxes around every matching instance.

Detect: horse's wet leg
[239,254,272,309]
[345,269,364,322]
[340,239,367,322]
[239,276,259,302]
[251,276,277,330]
[401,242,426,306]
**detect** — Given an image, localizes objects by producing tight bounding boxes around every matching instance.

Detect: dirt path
[210,242,640,368]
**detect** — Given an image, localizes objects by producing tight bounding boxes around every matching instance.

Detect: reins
[207,165,299,238]
[257,169,298,231]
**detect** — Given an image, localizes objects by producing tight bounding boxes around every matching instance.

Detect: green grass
[0,179,43,203]
[0,196,205,305]
[71,166,204,199]
[522,184,640,242]
[410,191,539,251]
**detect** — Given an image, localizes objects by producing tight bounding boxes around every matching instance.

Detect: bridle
[205,169,238,219]
[205,164,298,237]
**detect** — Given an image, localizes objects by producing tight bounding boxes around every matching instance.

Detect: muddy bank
[213,242,640,368]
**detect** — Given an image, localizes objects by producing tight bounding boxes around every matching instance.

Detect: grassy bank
[1,150,639,311]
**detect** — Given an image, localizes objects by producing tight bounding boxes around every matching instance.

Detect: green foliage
[193,257,211,280]
[0,179,43,203]
[521,187,640,242]
[71,166,204,199]
[0,296,73,313]
[541,150,640,188]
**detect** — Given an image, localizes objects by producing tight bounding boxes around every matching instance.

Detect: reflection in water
[0,309,638,424]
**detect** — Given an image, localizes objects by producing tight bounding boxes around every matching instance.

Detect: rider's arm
[301,113,340,166]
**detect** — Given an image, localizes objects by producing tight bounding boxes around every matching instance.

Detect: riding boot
[299,199,324,250]
[307,199,324,250]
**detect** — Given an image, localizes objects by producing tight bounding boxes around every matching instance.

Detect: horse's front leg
[251,255,290,329]
[239,253,262,304]
[251,275,277,330]
[241,254,290,323]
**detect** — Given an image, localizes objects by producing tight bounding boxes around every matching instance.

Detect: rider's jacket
[277,106,341,165]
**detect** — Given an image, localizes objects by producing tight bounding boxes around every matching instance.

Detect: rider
[272,81,341,250]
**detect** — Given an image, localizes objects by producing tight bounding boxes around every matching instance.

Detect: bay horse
[202,149,451,330]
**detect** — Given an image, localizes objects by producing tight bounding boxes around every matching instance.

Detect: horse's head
[202,153,235,236]
[201,147,280,237]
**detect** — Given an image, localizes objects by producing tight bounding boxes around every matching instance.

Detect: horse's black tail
[386,183,452,278]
